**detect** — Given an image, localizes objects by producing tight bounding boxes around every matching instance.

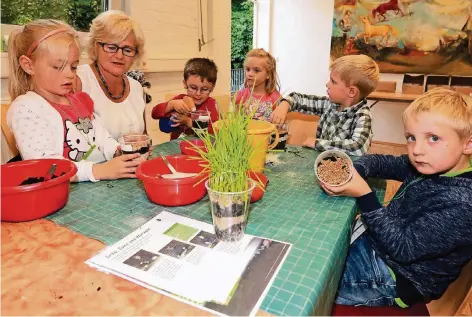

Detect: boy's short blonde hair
[87,10,145,66]
[403,88,472,140]
[330,54,380,99]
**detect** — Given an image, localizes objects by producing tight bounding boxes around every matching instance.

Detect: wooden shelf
[368,91,420,102]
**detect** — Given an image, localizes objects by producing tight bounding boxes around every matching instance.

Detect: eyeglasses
[186,85,212,95]
[98,42,138,57]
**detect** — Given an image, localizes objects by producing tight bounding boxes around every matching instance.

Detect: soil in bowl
[20,173,65,186]
[317,156,351,185]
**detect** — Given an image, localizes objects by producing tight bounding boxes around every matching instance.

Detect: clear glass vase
[205,179,255,242]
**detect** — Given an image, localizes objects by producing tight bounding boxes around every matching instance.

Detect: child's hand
[171,99,193,114]
[270,101,290,125]
[320,169,372,198]
[93,153,141,180]
[170,113,192,128]
[302,137,316,148]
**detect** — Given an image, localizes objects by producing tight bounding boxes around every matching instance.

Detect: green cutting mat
[47,141,385,316]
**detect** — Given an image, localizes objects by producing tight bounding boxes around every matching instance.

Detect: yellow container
[213,119,279,173]
[247,120,279,172]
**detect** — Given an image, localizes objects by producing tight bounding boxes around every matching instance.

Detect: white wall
[255,0,408,144]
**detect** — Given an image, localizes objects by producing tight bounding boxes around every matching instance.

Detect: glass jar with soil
[118,134,152,162]
[205,179,255,242]
[190,110,210,132]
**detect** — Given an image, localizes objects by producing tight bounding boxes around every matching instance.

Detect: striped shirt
[284,93,373,156]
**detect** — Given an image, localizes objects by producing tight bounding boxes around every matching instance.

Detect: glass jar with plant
[192,103,259,242]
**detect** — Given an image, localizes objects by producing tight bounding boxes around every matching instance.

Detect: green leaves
[231,0,253,69]
[192,95,255,194]
[1,0,104,32]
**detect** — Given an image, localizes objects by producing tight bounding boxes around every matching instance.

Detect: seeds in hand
[317,157,350,185]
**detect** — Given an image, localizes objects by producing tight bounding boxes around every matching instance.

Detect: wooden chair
[1,103,19,158]
[285,112,319,146]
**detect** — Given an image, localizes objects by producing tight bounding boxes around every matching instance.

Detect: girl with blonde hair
[7,19,141,182]
[235,48,281,121]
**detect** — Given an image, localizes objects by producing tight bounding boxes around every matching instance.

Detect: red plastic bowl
[249,171,269,203]
[179,139,207,157]
[1,159,78,222]
[136,155,208,206]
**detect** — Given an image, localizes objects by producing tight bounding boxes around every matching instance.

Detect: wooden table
[2,144,380,316]
[1,219,222,316]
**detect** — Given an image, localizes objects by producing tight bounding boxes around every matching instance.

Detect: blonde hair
[8,19,79,100]
[403,88,472,140]
[87,10,145,66]
[244,48,279,94]
[330,54,380,99]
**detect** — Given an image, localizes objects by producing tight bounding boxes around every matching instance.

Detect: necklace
[94,61,126,100]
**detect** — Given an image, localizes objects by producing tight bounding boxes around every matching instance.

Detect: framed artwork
[330,0,472,75]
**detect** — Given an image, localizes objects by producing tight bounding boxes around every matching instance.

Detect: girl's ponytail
[8,28,32,100]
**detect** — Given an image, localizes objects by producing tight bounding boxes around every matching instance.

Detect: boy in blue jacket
[322,88,472,307]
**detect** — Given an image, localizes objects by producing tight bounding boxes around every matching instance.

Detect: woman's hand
[320,169,372,198]
[93,153,141,180]
[170,113,192,128]
[270,101,290,125]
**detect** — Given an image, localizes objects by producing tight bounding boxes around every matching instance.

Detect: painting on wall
[330,0,472,75]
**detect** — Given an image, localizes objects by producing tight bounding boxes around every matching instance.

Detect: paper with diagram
[86,210,291,316]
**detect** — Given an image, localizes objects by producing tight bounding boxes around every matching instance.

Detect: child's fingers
[121,171,138,178]
[120,153,140,161]
[320,183,339,196]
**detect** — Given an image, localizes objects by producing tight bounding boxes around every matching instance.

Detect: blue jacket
[354,154,472,305]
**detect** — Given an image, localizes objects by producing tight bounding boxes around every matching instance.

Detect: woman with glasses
[75,10,147,140]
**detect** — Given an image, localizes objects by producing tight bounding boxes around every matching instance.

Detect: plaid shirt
[284,92,373,156]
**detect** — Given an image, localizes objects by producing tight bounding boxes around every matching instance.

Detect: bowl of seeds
[314,150,353,186]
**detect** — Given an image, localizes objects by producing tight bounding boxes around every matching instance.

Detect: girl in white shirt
[7,19,140,182]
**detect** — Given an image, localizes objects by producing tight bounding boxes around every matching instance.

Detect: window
[1,0,108,32]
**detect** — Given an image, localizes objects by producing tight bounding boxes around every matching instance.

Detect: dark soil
[211,202,246,218]
[214,222,246,242]
[192,120,209,130]
[273,131,288,150]
[122,146,149,155]
[19,172,65,186]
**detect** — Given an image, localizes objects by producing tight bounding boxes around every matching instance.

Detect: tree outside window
[1,0,107,32]
[231,0,253,69]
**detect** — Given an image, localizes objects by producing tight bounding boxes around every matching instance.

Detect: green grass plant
[192,94,255,193]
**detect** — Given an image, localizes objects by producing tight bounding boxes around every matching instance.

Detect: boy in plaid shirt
[271,54,379,156]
